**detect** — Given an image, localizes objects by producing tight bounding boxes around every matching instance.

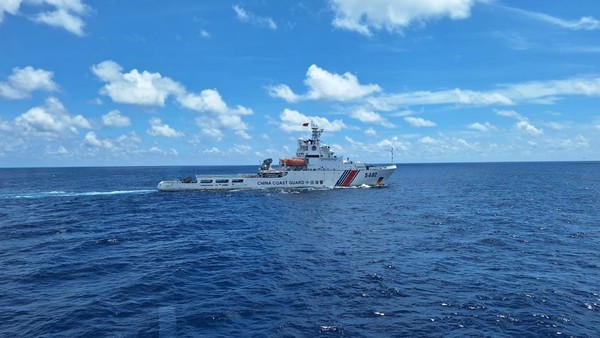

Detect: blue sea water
[1,162,599,337]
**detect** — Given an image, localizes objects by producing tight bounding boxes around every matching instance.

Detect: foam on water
[6,189,155,199]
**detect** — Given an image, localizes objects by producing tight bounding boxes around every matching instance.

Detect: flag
[302,122,309,127]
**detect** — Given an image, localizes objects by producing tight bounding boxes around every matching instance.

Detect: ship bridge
[292,123,357,170]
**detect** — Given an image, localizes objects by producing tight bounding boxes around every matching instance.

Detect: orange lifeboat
[279,157,306,166]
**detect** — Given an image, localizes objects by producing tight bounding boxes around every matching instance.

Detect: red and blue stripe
[335,170,359,187]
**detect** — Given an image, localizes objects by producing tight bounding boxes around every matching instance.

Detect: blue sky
[1,0,600,167]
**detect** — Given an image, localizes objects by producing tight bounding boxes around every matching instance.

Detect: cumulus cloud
[184,89,253,139]
[178,89,229,114]
[515,120,543,136]
[468,122,496,132]
[497,109,543,136]
[101,110,131,127]
[350,109,394,127]
[0,66,58,99]
[279,108,346,132]
[147,117,183,138]
[233,5,276,30]
[330,0,480,35]
[91,60,253,139]
[404,116,436,127]
[267,84,302,103]
[269,64,381,102]
[91,60,184,106]
[84,131,113,149]
[1,0,90,36]
[14,97,90,138]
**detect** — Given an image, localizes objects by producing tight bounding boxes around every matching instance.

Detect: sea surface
[1,162,599,337]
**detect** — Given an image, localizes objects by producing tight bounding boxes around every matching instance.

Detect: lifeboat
[280,157,306,166]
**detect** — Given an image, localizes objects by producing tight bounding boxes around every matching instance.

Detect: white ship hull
[157,122,397,192]
[158,165,396,191]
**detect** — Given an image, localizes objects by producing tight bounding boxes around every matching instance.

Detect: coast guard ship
[157,123,397,191]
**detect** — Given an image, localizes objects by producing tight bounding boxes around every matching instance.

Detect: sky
[1,0,600,167]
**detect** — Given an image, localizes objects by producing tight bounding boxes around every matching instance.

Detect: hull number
[365,172,378,178]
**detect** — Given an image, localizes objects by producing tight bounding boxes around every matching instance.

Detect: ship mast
[310,122,322,142]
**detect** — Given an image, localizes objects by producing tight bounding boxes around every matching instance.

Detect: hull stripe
[335,170,350,186]
[342,170,359,186]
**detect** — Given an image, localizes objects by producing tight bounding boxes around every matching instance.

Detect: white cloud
[269,64,381,102]
[468,122,496,132]
[32,6,86,36]
[0,66,58,99]
[330,0,480,35]
[404,116,436,127]
[496,109,524,120]
[504,5,600,31]
[267,84,302,103]
[196,117,224,140]
[102,110,131,127]
[91,60,253,138]
[84,131,113,149]
[419,136,436,144]
[231,144,252,154]
[178,89,229,114]
[279,108,346,132]
[235,130,252,140]
[14,97,90,138]
[148,146,178,155]
[200,29,211,38]
[375,88,513,108]
[515,120,543,136]
[499,76,600,103]
[368,76,600,110]
[1,0,90,36]
[304,64,381,101]
[350,109,394,127]
[147,117,183,138]
[186,90,253,139]
[203,147,221,154]
[91,60,184,106]
[45,145,69,155]
[0,118,11,131]
[496,109,543,136]
[0,0,22,23]
[233,5,276,30]
[364,127,377,136]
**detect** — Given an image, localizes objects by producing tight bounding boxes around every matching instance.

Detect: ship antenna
[391,146,394,164]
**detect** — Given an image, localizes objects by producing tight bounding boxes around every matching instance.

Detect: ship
[157,123,397,191]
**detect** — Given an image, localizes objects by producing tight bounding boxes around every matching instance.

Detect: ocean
[1,162,599,337]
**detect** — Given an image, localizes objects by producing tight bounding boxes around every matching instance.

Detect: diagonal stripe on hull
[342,170,359,186]
[335,170,350,186]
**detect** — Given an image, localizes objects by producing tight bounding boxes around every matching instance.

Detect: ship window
[200,179,213,184]
[232,179,244,183]
[216,179,229,183]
